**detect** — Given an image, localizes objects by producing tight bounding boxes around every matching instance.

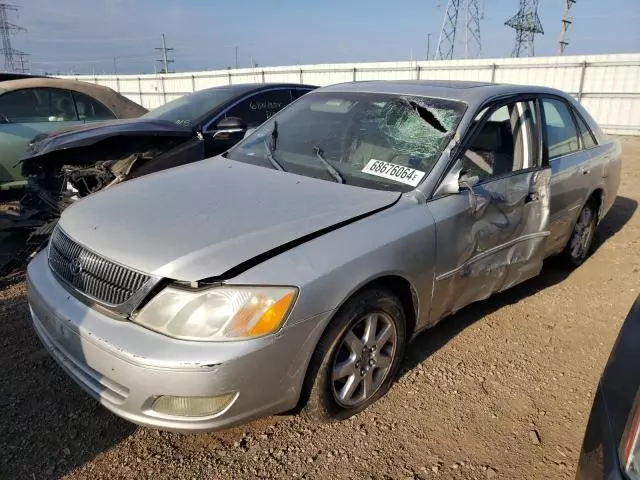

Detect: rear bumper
[27,251,331,432]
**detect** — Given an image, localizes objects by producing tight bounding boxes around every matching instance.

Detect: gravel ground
[1,137,639,480]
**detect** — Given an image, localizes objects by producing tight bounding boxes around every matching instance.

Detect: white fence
[63,53,640,136]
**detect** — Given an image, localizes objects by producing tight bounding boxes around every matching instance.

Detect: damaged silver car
[27,80,621,432]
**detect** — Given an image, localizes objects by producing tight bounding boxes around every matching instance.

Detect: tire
[559,200,598,269]
[301,287,406,423]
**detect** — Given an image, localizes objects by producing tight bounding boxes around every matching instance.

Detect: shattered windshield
[141,88,237,128]
[226,92,465,192]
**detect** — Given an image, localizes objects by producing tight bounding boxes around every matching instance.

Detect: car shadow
[0,288,136,479]
[401,195,638,373]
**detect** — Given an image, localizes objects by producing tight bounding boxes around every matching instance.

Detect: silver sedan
[27,80,621,432]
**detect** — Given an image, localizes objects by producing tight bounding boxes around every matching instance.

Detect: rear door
[540,96,593,255]
[0,88,83,187]
[70,91,117,123]
[427,98,551,322]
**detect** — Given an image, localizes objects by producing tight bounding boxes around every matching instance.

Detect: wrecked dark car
[0,83,316,277]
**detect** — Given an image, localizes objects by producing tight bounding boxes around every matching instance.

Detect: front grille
[48,227,150,306]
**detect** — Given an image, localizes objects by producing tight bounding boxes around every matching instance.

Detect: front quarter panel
[229,196,437,332]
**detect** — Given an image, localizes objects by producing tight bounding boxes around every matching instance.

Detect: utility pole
[427,33,432,60]
[155,33,174,73]
[0,3,27,72]
[113,57,117,74]
[505,0,544,57]
[559,0,576,55]
[234,45,238,69]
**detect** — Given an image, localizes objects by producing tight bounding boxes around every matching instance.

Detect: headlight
[133,285,297,341]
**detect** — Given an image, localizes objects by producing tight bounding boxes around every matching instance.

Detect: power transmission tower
[0,3,28,72]
[465,0,482,59]
[505,0,544,57]
[155,33,174,73]
[434,0,483,60]
[559,0,576,55]
[16,50,28,72]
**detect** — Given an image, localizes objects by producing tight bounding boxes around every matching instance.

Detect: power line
[559,0,576,55]
[0,3,28,72]
[155,33,174,73]
[505,0,544,57]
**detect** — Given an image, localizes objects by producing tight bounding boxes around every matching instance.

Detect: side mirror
[433,160,464,197]
[210,116,247,139]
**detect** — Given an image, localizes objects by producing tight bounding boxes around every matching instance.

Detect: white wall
[62,53,640,135]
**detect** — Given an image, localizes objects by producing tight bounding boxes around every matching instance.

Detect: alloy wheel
[331,313,397,407]
[570,206,595,261]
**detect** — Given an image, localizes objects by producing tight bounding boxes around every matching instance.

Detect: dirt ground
[1,137,638,480]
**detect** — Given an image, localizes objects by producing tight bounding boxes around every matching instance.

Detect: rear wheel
[301,287,406,423]
[559,200,598,269]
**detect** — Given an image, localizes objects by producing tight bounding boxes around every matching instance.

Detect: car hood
[58,157,401,281]
[25,118,193,157]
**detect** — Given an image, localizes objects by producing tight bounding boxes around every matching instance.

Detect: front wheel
[559,201,598,269]
[301,287,406,423]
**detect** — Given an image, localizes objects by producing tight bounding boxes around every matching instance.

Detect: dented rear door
[427,99,551,322]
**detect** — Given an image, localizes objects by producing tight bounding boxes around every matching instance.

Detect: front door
[427,99,551,323]
[203,88,295,157]
[541,97,595,255]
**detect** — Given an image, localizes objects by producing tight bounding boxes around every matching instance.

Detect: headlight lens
[134,286,297,341]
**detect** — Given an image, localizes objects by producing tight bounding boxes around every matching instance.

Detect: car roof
[197,83,318,96]
[0,77,148,118]
[0,77,119,94]
[317,80,569,106]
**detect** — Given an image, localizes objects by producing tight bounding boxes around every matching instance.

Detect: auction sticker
[361,159,426,187]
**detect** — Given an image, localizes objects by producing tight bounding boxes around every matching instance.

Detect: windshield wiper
[263,121,285,171]
[313,146,345,184]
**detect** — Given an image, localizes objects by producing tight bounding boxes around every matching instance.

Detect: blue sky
[14,0,640,75]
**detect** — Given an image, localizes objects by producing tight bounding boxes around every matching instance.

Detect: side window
[542,98,580,159]
[460,101,538,183]
[224,89,293,128]
[72,92,116,121]
[573,111,597,149]
[0,88,77,123]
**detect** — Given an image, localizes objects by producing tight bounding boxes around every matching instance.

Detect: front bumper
[27,251,331,432]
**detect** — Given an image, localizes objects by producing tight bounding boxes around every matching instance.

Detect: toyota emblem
[70,257,83,276]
